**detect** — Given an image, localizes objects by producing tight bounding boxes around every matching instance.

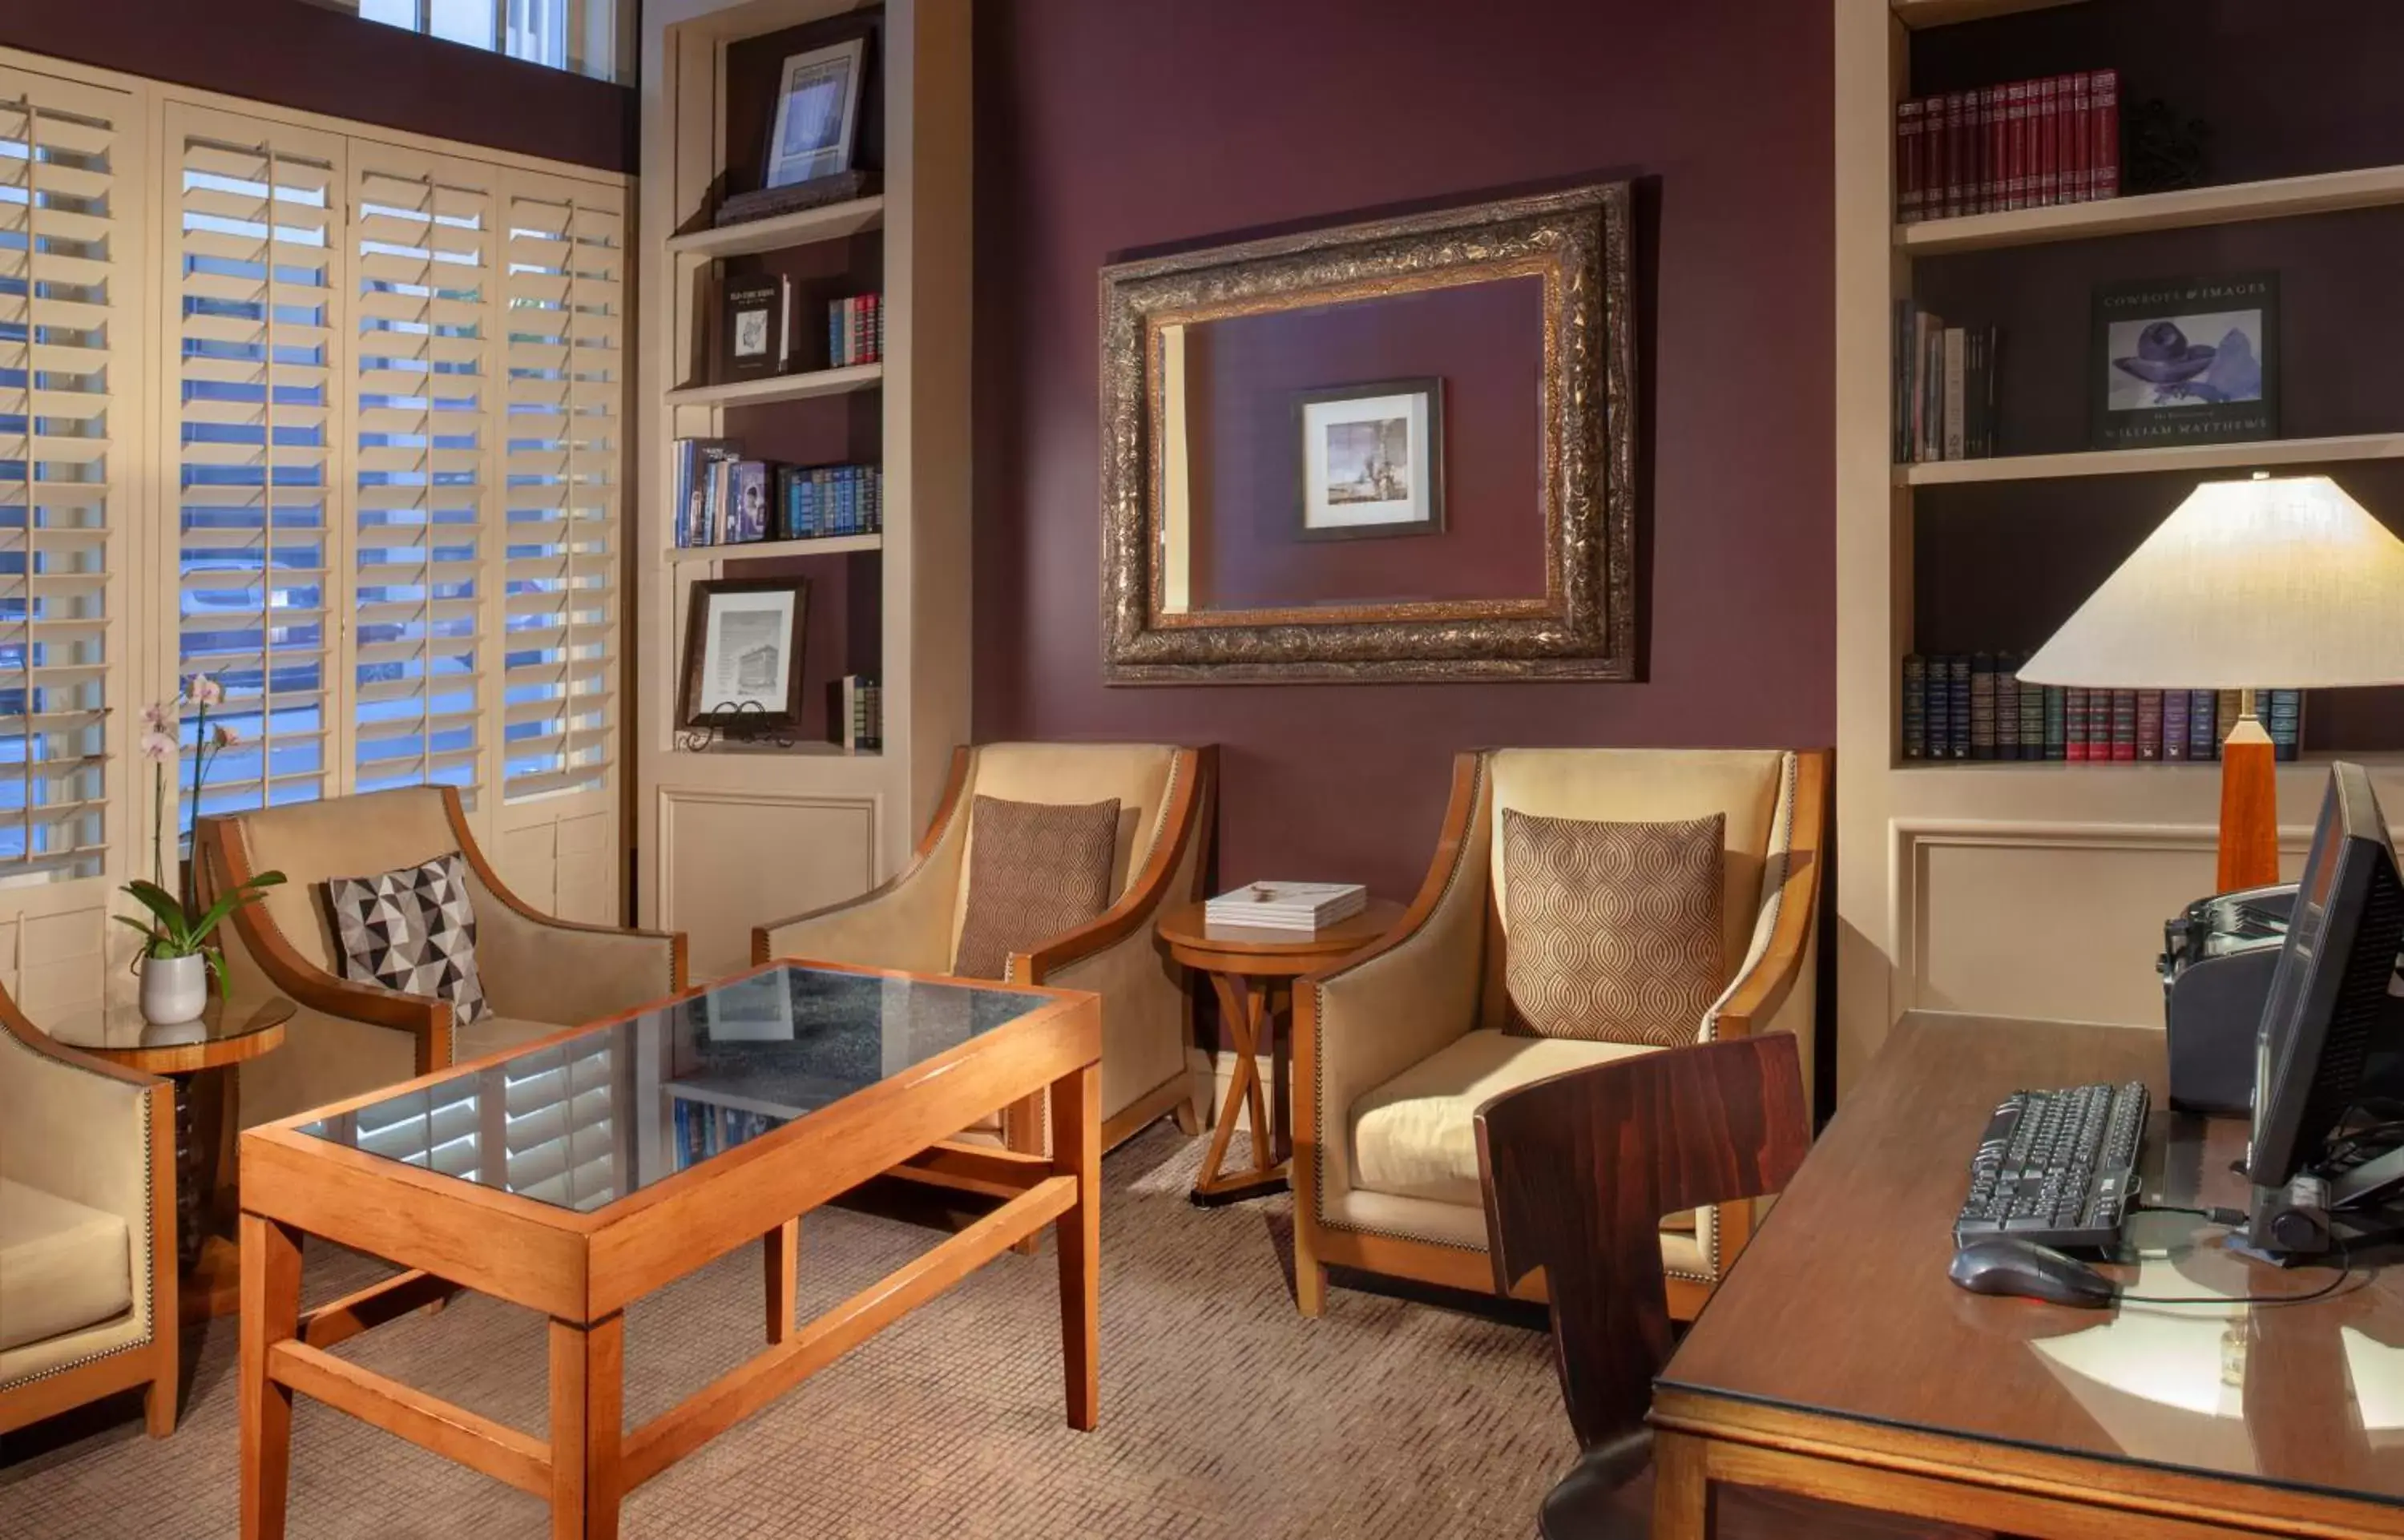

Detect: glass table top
[296,966,1047,1212]
[44,991,296,1064]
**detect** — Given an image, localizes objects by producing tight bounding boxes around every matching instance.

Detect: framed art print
[2091,272,2278,450]
[1294,378,1445,541]
[678,578,809,729]
[764,38,866,190]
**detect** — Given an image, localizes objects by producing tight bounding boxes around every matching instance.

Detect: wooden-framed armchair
[1,985,178,1439]
[1294,748,1826,1319]
[198,784,687,1130]
[754,742,1216,1155]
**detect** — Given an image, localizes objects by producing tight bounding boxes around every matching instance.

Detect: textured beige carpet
[2,1125,1568,1538]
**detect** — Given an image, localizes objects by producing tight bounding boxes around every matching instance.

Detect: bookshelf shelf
[1892,752,2404,780]
[674,739,880,759]
[1889,0,2084,29]
[664,534,882,566]
[665,196,886,259]
[1899,162,2404,256]
[664,362,882,409]
[1898,432,2404,487]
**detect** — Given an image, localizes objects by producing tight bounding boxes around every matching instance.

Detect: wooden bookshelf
[1889,0,2084,28]
[1901,161,2404,256]
[663,361,882,409]
[1898,432,2404,487]
[664,195,886,258]
[662,533,882,566]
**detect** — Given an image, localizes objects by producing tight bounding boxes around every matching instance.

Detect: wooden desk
[1652,1011,2404,1539]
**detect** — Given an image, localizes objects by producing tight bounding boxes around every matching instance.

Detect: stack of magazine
[1203,881,1367,934]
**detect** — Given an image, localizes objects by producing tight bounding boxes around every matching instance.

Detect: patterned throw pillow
[325,853,490,1029]
[1501,808,1724,1046]
[950,795,1121,981]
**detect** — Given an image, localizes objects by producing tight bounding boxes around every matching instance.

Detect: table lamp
[2019,474,2404,892]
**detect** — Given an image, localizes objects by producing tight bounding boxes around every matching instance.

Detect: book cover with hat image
[2091,271,2277,450]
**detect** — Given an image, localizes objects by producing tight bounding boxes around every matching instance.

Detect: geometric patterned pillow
[325,852,489,1029]
[1499,808,1724,1046]
[949,795,1121,981]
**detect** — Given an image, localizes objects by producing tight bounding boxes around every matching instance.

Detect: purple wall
[970,0,1836,900]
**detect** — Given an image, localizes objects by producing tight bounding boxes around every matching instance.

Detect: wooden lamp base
[2217,715,2281,891]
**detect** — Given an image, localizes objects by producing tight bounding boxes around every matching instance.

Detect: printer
[2160,881,2404,1115]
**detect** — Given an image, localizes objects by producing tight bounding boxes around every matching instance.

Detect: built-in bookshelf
[1834,0,2404,1078]
[636,0,970,978]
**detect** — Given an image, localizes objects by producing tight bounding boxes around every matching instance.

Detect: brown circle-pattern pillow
[950,795,1122,980]
[1501,808,1724,1046]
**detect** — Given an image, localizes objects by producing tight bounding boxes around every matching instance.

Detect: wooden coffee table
[1156,899,1404,1203]
[236,960,1101,1540]
[45,990,292,1320]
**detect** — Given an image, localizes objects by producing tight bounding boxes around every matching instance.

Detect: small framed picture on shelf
[678,577,810,732]
[764,38,866,190]
[720,275,787,381]
[1293,377,1445,541]
[2091,272,2278,450]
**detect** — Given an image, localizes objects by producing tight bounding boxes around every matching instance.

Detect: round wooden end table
[44,993,294,1319]
[1156,898,1405,1205]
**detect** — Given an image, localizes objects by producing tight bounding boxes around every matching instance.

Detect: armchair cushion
[1500,809,1724,1046]
[327,852,490,1028]
[0,1178,131,1353]
[950,795,1119,979]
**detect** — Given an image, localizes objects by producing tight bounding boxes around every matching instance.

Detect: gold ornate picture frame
[1098,183,1636,683]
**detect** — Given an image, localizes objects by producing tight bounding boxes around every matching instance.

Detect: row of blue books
[668,1094,783,1170]
[671,436,884,547]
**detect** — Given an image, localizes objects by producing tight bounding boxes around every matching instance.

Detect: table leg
[764,1219,800,1344]
[1051,1061,1099,1432]
[548,1313,625,1540]
[239,1213,300,1540]
[1652,1429,1718,1540]
[1269,981,1293,1164]
[1192,974,1291,1203]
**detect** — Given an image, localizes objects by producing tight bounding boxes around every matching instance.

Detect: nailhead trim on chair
[0,1026,158,1392]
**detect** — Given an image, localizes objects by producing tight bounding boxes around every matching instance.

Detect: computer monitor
[2246,761,2404,1192]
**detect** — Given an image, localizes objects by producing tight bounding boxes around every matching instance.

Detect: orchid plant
[120,674,286,994]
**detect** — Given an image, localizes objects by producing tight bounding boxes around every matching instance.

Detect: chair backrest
[943,742,1186,957]
[202,787,466,976]
[1475,1033,1809,1450]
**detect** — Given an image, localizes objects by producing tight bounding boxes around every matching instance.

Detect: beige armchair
[198,785,687,1130]
[754,743,1215,1155]
[1,986,177,1438]
[1294,748,1826,1320]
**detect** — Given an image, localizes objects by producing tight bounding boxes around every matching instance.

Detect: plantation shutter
[500,173,620,803]
[167,105,342,828]
[0,70,132,881]
[502,1034,619,1209]
[349,147,498,801]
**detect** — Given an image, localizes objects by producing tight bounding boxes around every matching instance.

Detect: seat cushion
[0,1178,132,1353]
[1500,808,1724,1045]
[950,795,1120,979]
[326,851,490,1028]
[1349,1030,1662,1204]
[456,1014,563,1062]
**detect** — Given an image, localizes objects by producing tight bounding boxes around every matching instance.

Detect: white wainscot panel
[659,788,877,982]
[1898,819,2307,1029]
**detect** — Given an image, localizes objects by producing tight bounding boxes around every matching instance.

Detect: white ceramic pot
[140,953,208,1026]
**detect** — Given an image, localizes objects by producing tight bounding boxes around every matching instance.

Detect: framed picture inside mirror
[1296,379,1444,541]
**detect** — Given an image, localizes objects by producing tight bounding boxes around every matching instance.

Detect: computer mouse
[1947,1238,2118,1308]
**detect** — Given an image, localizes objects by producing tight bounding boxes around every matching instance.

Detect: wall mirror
[1099,183,1636,683]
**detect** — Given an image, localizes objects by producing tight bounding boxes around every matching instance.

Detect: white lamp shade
[2019,474,2404,689]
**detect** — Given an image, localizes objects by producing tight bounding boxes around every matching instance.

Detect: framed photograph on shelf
[678,578,810,731]
[764,38,866,190]
[1294,378,1445,541]
[2091,272,2277,450]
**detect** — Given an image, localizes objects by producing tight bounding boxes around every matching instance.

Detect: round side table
[45,993,294,1319]
[1156,898,1405,1205]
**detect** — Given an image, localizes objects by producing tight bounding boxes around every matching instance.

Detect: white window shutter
[0,69,135,882]
[500,172,619,804]
[167,104,344,828]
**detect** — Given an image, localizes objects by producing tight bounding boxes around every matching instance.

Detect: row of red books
[1896,68,2120,224]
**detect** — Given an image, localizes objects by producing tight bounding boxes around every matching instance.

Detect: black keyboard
[1953,1081,2150,1250]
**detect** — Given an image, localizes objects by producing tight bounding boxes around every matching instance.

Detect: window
[0,73,124,882]
[318,0,623,84]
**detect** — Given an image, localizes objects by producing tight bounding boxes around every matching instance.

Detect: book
[2004,80,2029,210]
[1946,655,1971,760]
[721,276,783,381]
[2136,688,2164,761]
[1902,654,1926,760]
[1969,652,1997,760]
[2090,68,2120,200]
[2065,685,2090,762]
[2109,688,2138,761]
[2042,685,2067,760]
[2215,688,2244,749]
[728,460,770,542]
[2189,687,2220,761]
[2162,689,2191,761]
[2265,687,2305,761]
[2065,70,2091,201]
[1993,655,2020,760]
[2016,660,2045,756]
[1204,881,1369,933]
[1942,329,1966,461]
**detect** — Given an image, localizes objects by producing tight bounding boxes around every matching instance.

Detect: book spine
[1942,328,1966,461]
[2091,68,2120,200]
[1976,85,1998,215]
[2267,687,2304,761]
[2065,686,2089,762]
[2038,74,2060,205]
[2065,70,2091,201]
[1982,326,2002,457]
[2001,81,2025,211]
[1902,654,1926,760]
[1993,655,2020,760]
[2162,689,2191,761]
[2189,689,2219,761]
[2043,684,2067,760]
[2136,689,2164,761]
[2109,688,2137,761]
[1941,91,1965,217]
[1923,316,1945,462]
[1943,655,1970,760]
[1968,652,1996,760]
[2016,659,2045,757]
[2216,688,2243,751]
